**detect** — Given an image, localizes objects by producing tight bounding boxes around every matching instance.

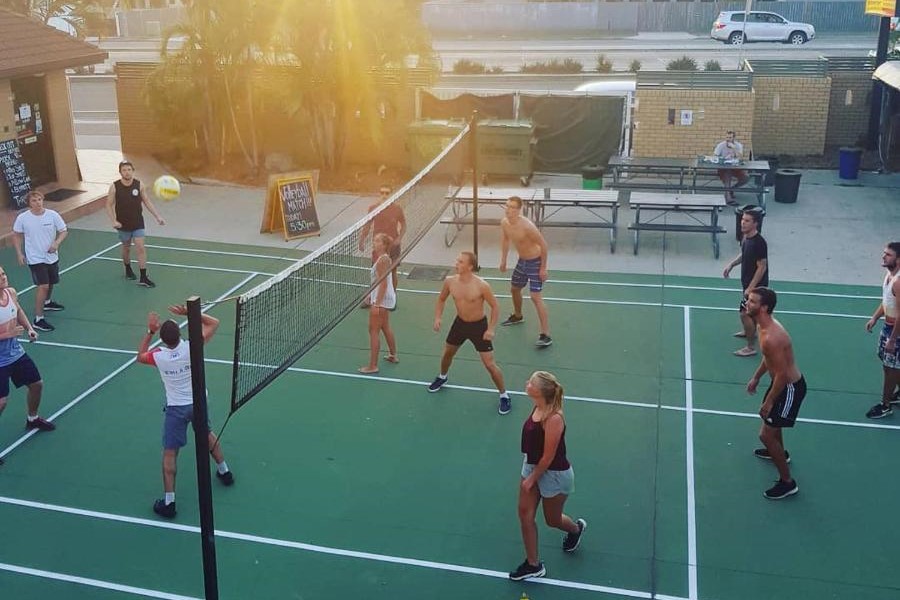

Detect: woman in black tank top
[509,371,587,581]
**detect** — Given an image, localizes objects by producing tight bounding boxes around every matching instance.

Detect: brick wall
[44,71,79,185]
[632,89,755,158]
[825,71,873,148]
[752,76,832,156]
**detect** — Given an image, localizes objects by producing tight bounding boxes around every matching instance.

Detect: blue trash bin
[838,147,862,180]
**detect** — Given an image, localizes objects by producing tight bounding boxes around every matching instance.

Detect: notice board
[0,139,32,208]
[260,171,321,240]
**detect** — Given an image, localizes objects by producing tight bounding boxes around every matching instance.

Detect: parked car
[711,11,816,45]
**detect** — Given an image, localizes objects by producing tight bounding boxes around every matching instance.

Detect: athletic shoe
[753,448,791,463]
[43,300,65,311]
[891,390,900,405]
[32,318,54,332]
[865,403,893,419]
[764,479,798,500]
[535,334,553,348]
[125,265,137,280]
[498,395,511,415]
[138,276,156,288]
[501,314,524,326]
[562,518,587,552]
[427,375,448,393]
[509,560,546,581]
[153,499,177,519]
[217,470,235,486]
[25,417,56,431]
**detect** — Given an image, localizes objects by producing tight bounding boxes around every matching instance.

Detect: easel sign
[260,170,321,240]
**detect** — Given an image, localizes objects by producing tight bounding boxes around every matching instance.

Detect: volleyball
[152,175,181,201]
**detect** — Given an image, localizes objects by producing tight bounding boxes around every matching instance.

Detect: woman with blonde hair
[509,370,586,581]
[359,233,397,374]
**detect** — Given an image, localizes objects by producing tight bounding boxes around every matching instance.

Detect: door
[762,13,790,41]
[11,76,56,187]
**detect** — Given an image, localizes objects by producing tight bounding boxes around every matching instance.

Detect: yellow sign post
[865,0,896,18]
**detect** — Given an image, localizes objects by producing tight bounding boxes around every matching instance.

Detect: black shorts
[763,375,806,428]
[0,354,42,398]
[29,262,60,286]
[446,316,493,353]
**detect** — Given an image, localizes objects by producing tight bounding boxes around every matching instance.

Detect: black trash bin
[582,164,604,190]
[734,204,765,241]
[774,169,802,203]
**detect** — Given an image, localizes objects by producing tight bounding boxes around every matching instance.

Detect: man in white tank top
[864,242,900,419]
[137,305,234,518]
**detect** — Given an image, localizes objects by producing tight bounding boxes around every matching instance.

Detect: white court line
[0,274,259,462]
[0,495,674,600]
[94,255,275,277]
[145,244,300,262]
[0,561,201,600]
[683,307,699,600]
[16,242,120,296]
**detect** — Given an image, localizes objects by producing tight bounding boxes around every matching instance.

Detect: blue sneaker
[498,395,511,415]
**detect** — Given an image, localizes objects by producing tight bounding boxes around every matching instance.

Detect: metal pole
[187,296,219,600]
[867,3,897,149]
[470,111,479,267]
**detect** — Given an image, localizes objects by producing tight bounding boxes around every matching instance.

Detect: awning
[873,61,900,91]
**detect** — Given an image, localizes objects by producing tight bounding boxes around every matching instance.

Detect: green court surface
[0,229,897,600]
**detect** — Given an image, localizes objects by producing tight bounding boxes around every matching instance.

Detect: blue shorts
[162,404,211,450]
[878,324,900,370]
[511,257,544,293]
[0,354,42,399]
[118,228,146,243]
[521,459,575,498]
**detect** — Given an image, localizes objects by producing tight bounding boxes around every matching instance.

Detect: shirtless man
[428,251,512,415]
[500,196,552,348]
[745,287,806,500]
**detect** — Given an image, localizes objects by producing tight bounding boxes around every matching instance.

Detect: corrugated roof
[0,8,107,79]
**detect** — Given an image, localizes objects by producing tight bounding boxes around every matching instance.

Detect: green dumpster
[476,119,535,185]
[407,119,466,174]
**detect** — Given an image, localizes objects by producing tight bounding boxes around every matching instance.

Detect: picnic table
[607,156,770,208]
[627,192,727,258]
[442,186,620,252]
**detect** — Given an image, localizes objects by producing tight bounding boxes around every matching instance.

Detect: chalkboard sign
[0,139,32,209]
[276,176,320,240]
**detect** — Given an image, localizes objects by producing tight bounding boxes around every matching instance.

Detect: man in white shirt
[713,130,750,206]
[12,191,68,332]
[137,304,234,519]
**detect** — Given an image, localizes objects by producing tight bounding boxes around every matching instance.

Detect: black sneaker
[562,518,587,552]
[25,416,56,431]
[33,318,54,332]
[138,276,156,288]
[535,334,553,348]
[764,479,798,500]
[217,470,235,486]
[866,403,893,419]
[153,499,177,518]
[43,300,65,311]
[891,390,900,405]
[125,265,137,280]
[501,314,524,326]
[498,395,511,415]
[427,375,448,393]
[753,448,791,463]
[508,560,546,581]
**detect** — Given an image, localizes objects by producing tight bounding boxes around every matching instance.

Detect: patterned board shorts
[878,323,900,369]
[511,257,544,293]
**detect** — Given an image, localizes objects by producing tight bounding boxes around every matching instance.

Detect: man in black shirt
[723,210,768,357]
[105,161,165,288]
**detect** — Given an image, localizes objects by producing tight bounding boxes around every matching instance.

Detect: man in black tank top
[105,161,165,287]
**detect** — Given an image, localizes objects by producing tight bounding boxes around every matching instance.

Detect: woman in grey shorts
[509,371,587,581]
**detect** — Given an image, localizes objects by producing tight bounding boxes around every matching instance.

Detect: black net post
[470,111,479,266]
[868,7,896,150]
[187,296,219,600]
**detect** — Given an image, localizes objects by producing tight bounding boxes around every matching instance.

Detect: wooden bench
[441,187,620,252]
[627,192,727,258]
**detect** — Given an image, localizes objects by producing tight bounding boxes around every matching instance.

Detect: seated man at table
[714,130,750,206]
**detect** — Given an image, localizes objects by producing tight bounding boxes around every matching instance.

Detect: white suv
[711,11,816,45]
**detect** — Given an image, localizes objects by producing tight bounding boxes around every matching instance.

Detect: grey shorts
[162,404,210,450]
[521,459,575,498]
